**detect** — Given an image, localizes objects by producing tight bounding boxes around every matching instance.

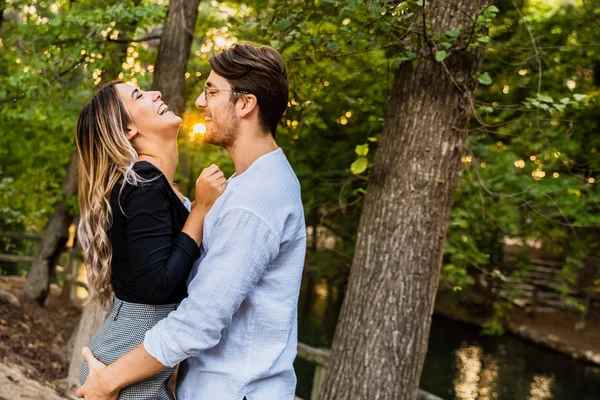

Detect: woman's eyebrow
[131,88,140,99]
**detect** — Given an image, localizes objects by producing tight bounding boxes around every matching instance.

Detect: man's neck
[227,133,279,176]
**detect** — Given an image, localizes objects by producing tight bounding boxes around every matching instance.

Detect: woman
[76,81,225,399]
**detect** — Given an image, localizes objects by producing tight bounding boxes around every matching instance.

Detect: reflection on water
[296,281,600,400]
[454,345,482,399]
[421,317,600,400]
[454,345,501,400]
[529,375,554,400]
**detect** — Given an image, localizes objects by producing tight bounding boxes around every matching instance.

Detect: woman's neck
[137,141,179,184]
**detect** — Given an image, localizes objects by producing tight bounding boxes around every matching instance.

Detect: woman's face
[116,83,182,139]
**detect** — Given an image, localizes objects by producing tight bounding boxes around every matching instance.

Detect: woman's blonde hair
[76,81,147,304]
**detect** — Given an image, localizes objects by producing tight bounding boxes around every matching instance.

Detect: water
[295,283,600,400]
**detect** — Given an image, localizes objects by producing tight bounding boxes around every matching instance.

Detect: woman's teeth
[157,104,169,115]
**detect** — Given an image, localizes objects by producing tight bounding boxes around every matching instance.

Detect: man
[77,44,306,400]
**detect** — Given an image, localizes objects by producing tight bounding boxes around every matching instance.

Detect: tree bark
[151,0,201,116]
[23,151,78,305]
[65,300,112,387]
[0,0,6,30]
[319,1,489,399]
[22,0,146,307]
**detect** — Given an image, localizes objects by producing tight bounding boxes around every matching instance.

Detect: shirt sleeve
[143,208,279,367]
[121,180,200,304]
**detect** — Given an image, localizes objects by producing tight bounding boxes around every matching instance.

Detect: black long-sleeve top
[109,161,199,305]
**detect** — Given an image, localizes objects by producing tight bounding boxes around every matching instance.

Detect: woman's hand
[194,164,226,212]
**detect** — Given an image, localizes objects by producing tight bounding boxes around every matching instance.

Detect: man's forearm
[99,343,167,392]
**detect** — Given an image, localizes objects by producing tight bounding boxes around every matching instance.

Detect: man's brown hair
[209,44,289,138]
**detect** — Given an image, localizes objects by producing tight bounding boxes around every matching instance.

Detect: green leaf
[537,94,554,103]
[573,94,587,102]
[355,144,369,156]
[327,42,340,53]
[487,5,499,13]
[435,50,448,62]
[391,57,403,70]
[392,51,417,69]
[560,97,571,105]
[367,136,378,142]
[351,157,368,174]
[446,28,461,38]
[477,72,492,85]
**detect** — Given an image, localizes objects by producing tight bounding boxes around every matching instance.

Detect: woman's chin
[166,114,183,128]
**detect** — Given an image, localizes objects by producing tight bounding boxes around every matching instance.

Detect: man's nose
[195,91,207,108]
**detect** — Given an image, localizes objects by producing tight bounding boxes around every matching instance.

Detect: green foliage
[1,0,599,340]
[0,0,167,234]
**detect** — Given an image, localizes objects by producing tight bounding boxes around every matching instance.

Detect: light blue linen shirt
[144,148,306,400]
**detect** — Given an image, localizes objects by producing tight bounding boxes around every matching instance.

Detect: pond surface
[295,283,600,400]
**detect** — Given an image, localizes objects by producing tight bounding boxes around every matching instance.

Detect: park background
[0,0,599,399]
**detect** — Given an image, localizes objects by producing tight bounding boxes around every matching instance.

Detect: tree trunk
[65,300,112,387]
[23,151,78,305]
[151,0,201,116]
[22,0,146,307]
[320,1,489,399]
[0,0,6,30]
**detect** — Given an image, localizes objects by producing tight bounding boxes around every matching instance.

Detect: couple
[75,44,306,400]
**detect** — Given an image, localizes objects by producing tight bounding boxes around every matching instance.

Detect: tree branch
[107,34,161,43]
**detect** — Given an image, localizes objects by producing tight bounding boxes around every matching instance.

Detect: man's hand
[76,347,118,400]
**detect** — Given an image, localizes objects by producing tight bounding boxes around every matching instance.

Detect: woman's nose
[151,91,162,102]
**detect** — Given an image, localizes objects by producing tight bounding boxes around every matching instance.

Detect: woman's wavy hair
[76,81,147,304]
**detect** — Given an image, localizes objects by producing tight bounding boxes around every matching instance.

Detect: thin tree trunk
[23,152,78,305]
[151,0,202,116]
[62,2,151,388]
[65,300,112,387]
[320,1,489,399]
[22,0,145,307]
[0,0,6,30]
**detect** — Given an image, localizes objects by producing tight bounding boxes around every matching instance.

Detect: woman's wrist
[182,206,207,245]
[192,199,212,214]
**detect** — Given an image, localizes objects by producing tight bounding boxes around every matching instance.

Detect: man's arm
[77,208,279,399]
[76,345,164,400]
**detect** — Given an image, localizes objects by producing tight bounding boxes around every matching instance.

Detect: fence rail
[0,230,43,241]
[296,342,444,400]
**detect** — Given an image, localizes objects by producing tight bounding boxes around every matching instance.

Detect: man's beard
[203,109,238,149]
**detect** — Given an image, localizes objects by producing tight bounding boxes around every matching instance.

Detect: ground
[0,276,81,399]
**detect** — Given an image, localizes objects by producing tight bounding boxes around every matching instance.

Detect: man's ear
[239,94,258,118]
[126,124,138,140]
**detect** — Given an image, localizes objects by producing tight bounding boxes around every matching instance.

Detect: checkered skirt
[81,298,178,400]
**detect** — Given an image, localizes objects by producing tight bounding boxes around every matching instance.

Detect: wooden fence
[498,255,599,329]
[0,230,88,300]
[296,342,444,400]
